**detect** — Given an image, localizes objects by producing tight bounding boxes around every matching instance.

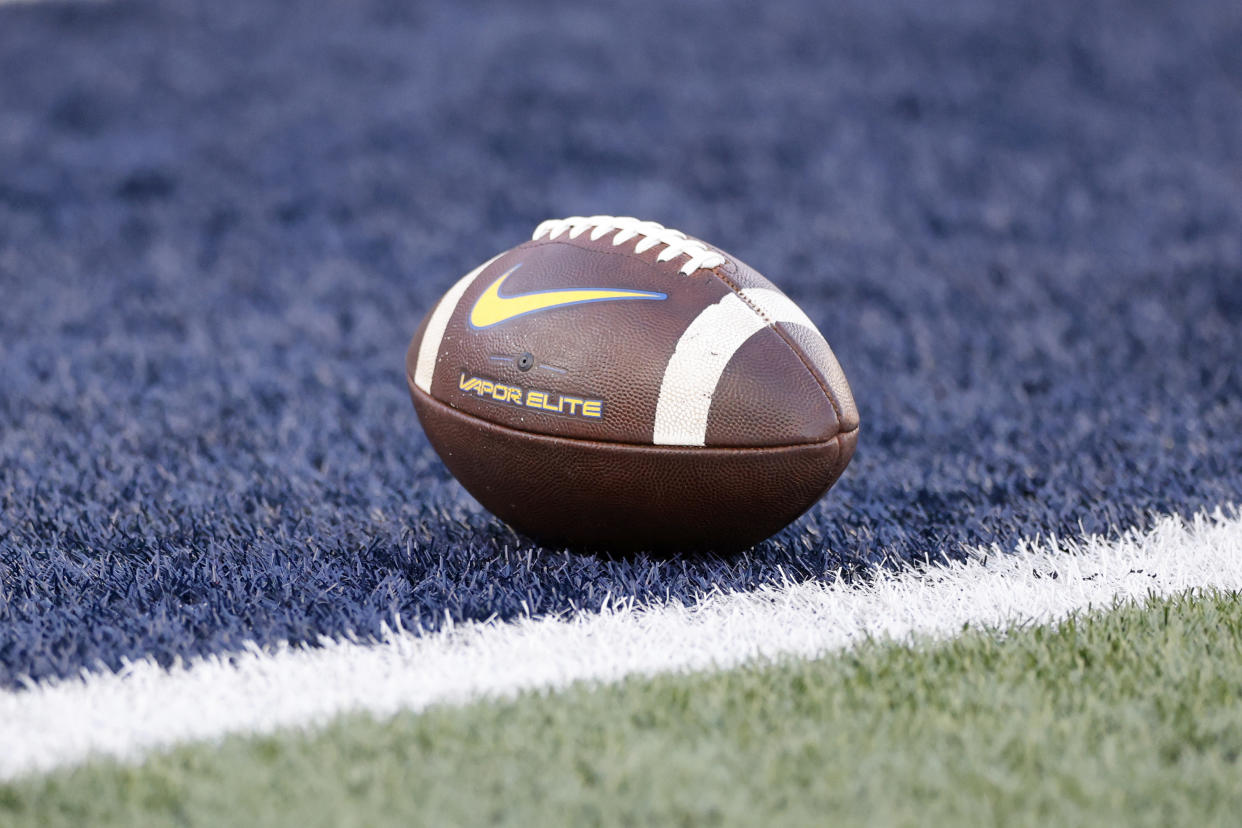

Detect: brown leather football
[406,216,859,552]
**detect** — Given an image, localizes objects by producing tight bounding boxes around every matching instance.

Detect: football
[405,216,859,551]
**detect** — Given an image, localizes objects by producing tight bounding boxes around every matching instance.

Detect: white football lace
[532,215,726,275]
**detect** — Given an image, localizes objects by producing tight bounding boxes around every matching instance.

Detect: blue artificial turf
[0,0,1239,688]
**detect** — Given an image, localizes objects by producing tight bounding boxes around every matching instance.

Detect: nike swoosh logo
[468,264,667,329]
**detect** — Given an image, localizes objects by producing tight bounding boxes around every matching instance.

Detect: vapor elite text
[458,373,604,419]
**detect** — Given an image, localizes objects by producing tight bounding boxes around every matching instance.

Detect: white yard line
[3,507,1241,780]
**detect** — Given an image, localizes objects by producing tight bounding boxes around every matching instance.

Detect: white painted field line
[3,507,1241,780]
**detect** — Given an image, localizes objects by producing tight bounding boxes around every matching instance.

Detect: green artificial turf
[5,589,1242,827]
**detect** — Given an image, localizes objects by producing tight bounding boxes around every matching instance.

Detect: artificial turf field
[4,0,1240,689]
[6,590,1242,827]
[2,0,1241,820]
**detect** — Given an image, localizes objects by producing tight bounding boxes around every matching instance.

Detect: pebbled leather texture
[407,230,857,447]
[410,386,857,552]
[405,221,860,550]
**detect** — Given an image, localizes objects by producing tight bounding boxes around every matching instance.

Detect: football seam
[531,216,726,274]
[410,375,854,453]
[709,264,847,429]
[521,236,717,276]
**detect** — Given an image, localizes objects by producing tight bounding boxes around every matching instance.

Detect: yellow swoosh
[468,264,666,328]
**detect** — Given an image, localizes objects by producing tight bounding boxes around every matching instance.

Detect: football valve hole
[517,352,535,371]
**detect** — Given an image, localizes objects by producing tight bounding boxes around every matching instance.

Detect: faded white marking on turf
[3,508,1241,780]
